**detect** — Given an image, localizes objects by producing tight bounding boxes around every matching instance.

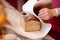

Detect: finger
[39,16,49,20]
[39,9,45,13]
[38,11,47,16]
[38,14,48,19]
[39,8,48,13]
[38,9,48,16]
[38,13,48,18]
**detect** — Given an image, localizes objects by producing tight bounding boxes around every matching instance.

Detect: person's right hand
[38,8,56,20]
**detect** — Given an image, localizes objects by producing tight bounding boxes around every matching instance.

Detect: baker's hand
[38,8,56,20]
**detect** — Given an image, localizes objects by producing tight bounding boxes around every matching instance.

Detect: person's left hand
[38,8,56,20]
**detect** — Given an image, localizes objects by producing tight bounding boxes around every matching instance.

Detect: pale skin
[34,0,60,20]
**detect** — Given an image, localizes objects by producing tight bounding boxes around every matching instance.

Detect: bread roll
[25,14,41,32]
[0,2,6,26]
[25,20,41,32]
[26,14,38,21]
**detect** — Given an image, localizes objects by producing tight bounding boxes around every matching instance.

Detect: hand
[38,8,56,20]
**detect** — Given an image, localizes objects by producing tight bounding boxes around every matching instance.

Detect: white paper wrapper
[22,0,52,39]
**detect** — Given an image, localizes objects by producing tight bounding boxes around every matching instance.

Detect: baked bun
[25,14,41,32]
[26,14,38,21]
[25,20,41,32]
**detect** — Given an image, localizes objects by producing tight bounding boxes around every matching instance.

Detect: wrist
[51,9,56,17]
[52,8,60,17]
